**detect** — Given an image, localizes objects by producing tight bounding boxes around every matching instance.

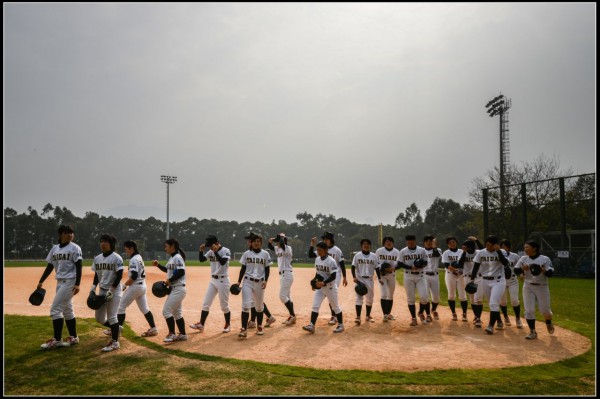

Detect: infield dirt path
[4,266,591,371]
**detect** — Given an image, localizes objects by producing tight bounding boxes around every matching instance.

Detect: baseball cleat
[40,338,61,349]
[462,313,468,322]
[247,321,257,329]
[175,334,188,341]
[333,324,345,333]
[452,313,458,321]
[283,316,296,325]
[189,322,205,332]
[327,316,337,325]
[101,340,120,352]
[410,318,418,327]
[163,333,178,342]
[496,321,504,330]
[302,324,315,333]
[238,329,247,339]
[102,325,124,336]
[485,326,494,335]
[419,313,428,324]
[387,314,397,321]
[222,324,231,333]
[63,336,79,346]
[366,316,375,323]
[426,315,433,323]
[256,326,264,335]
[504,317,512,326]
[526,331,538,340]
[516,318,524,329]
[433,311,439,320]
[265,316,276,327]
[354,317,361,326]
[383,315,389,322]
[475,319,482,328]
[546,323,555,334]
[141,327,158,337]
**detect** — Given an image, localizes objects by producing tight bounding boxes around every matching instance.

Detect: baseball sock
[224,312,231,325]
[117,313,126,326]
[500,305,508,319]
[336,311,343,324]
[175,317,186,335]
[355,305,362,318]
[418,303,425,315]
[389,300,394,314]
[110,322,120,341]
[474,304,483,319]
[408,304,416,318]
[380,299,386,315]
[103,321,111,327]
[166,316,176,334]
[263,304,272,318]
[241,311,249,329]
[448,300,456,314]
[310,311,318,325]
[366,305,372,318]
[284,300,295,316]
[251,308,257,322]
[526,319,536,331]
[65,318,77,338]
[490,311,500,327]
[144,311,156,328]
[200,310,209,325]
[460,301,468,314]
[425,303,431,316]
[513,305,521,319]
[256,311,264,326]
[53,318,65,340]
[432,302,439,312]
[329,303,335,317]
[545,319,553,326]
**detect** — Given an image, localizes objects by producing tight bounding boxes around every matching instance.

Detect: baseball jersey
[92,252,124,291]
[45,242,83,280]
[165,253,186,287]
[399,246,428,266]
[275,245,293,272]
[442,248,463,266]
[473,248,508,277]
[128,253,146,282]
[352,251,378,277]
[514,254,553,284]
[505,251,521,277]
[328,245,344,266]
[461,250,479,276]
[204,246,231,276]
[315,255,338,281]
[375,246,400,270]
[240,249,272,280]
[424,248,442,272]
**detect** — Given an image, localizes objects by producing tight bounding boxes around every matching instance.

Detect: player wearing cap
[190,235,232,334]
[268,233,296,325]
[396,234,429,326]
[375,236,400,322]
[242,232,276,329]
[421,235,442,322]
[458,237,484,322]
[351,238,378,324]
[498,239,523,329]
[442,236,466,322]
[309,231,347,325]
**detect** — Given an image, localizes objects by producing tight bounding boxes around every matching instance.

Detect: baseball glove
[529,263,542,276]
[151,281,171,298]
[354,281,368,296]
[310,274,325,290]
[413,258,428,268]
[465,281,478,294]
[29,288,46,306]
[451,261,463,276]
[230,284,241,295]
[380,262,392,276]
[87,291,106,310]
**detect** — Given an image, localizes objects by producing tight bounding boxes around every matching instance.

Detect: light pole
[485,93,511,211]
[160,175,177,239]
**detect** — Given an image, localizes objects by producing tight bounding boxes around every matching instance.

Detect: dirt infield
[4,267,591,372]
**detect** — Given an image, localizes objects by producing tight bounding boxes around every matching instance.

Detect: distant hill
[101,205,189,222]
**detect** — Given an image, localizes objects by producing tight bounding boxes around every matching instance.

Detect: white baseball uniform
[375,246,400,301]
[311,255,342,314]
[461,249,481,303]
[328,245,345,287]
[398,246,429,305]
[352,251,378,306]
[45,242,83,321]
[443,248,466,301]
[117,253,151,316]
[162,253,187,320]
[91,252,124,326]
[424,247,442,304]
[200,246,231,313]
[514,254,553,319]
[239,249,272,313]
[500,251,521,307]
[472,248,507,312]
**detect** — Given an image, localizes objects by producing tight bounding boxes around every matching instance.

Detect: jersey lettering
[95,263,117,271]
[52,253,71,261]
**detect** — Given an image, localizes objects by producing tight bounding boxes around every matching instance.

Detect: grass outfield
[4,277,595,395]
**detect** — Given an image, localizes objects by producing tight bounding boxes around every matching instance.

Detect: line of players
[36,225,555,352]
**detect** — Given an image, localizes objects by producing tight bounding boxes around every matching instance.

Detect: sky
[3,3,596,226]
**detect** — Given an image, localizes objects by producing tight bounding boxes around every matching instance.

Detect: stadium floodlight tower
[485,94,511,210]
[160,175,177,240]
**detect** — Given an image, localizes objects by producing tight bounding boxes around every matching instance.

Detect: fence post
[483,188,489,238]
[559,178,567,250]
[521,183,527,243]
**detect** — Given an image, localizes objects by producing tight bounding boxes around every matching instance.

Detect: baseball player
[91,234,124,352]
[351,239,378,324]
[469,235,510,334]
[233,234,272,338]
[396,235,429,326]
[268,233,296,325]
[302,241,344,334]
[498,239,523,329]
[442,236,466,322]
[309,231,347,325]
[152,238,188,342]
[37,224,83,349]
[115,240,158,338]
[514,240,555,340]
[422,235,442,321]
[190,235,232,333]
[375,236,400,321]
[243,232,276,328]
[458,238,482,322]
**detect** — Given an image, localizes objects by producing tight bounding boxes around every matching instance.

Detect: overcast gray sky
[4,3,596,225]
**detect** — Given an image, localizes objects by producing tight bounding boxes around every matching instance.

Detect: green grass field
[4,271,595,396]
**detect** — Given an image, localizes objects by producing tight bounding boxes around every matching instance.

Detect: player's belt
[245,276,264,282]
[426,272,438,276]
[529,283,546,286]
[406,271,422,275]
[211,275,226,279]
[136,281,144,285]
[482,275,502,280]
[360,275,372,278]
[279,270,292,275]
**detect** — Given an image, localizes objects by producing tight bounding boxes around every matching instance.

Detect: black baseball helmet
[465,281,478,294]
[530,263,542,276]
[29,288,46,306]
[354,281,368,296]
[152,281,171,298]
[230,284,241,295]
[205,235,218,247]
[87,291,106,310]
